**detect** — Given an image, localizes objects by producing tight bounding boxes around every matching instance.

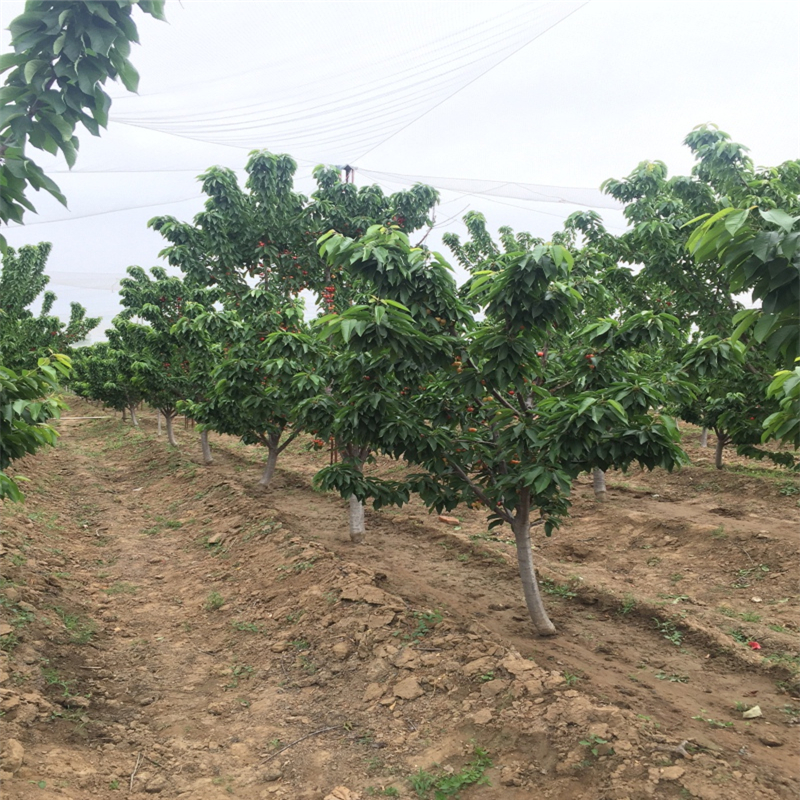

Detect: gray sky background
[1,0,798,334]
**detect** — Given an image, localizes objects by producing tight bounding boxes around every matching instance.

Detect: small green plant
[477,671,495,683]
[670,573,684,584]
[563,672,582,687]
[655,672,689,683]
[109,779,120,790]
[710,525,727,539]
[42,667,76,698]
[284,609,305,624]
[727,627,749,645]
[292,639,310,651]
[619,594,637,615]
[732,564,770,589]
[408,745,492,798]
[579,734,614,757]
[653,618,683,647]
[692,711,733,728]
[53,607,96,644]
[204,591,225,611]
[366,787,400,798]
[658,594,690,605]
[778,481,799,497]
[409,608,443,640]
[762,652,800,673]
[540,577,577,599]
[224,663,254,689]
[298,655,317,674]
[739,611,761,623]
[717,606,737,618]
[768,623,787,633]
[231,620,264,633]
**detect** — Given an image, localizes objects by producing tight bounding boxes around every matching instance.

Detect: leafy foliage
[0,242,99,370]
[0,0,166,249]
[0,354,70,500]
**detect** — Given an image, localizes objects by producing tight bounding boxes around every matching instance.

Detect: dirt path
[1,404,798,800]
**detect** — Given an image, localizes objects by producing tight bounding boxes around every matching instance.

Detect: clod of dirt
[392,676,423,699]
[0,739,24,774]
[323,788,359,800]
[649,765,685,782]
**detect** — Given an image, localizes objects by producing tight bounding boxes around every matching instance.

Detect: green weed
[655,672,689,683]
[540,577,577,599]
[409,609,443,640]
[408,745,492,798]
[653,618,683,647]
[231,620,265,634]
[619,594,637,615]
[53,607,96,644]
[204,591,225,611]
[692,711,733,728]
[580,733,614,757]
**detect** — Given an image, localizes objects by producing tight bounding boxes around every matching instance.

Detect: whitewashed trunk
[164,411,177,447]
[348,495,365,543]
[592,467,607,501]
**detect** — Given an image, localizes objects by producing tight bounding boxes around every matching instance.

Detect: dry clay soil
[1,398,799,800]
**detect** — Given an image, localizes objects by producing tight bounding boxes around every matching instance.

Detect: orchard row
[1,127,798,635]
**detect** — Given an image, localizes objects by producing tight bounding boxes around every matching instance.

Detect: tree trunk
[700,427,708,448]
[348,494,366,543]
[714,432,726,470]
[592,467,607,501]
[164,411,177,447]
[129,405,138,428]
[200,429,213,465]
[511,491,556,636]
[259,444,279,489]
[157,408,162,436]
[122,407,127,422]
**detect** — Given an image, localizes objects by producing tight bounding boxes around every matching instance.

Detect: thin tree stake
[260,726,340,761]
[130,752,143,791]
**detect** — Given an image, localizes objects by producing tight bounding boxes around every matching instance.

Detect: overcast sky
[2,0,798,333]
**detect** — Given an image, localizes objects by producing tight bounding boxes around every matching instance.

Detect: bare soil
[1,400,798,800]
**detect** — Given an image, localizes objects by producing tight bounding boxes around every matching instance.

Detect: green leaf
[577,396,596,415]
[113,55,139,93]
[0,53,22,73]
[753,312,777,344]
[760,208,799,233]
[23,59,47,84]
[606,399,627,419]
[723,209,750,235]
[40,110,74,142]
